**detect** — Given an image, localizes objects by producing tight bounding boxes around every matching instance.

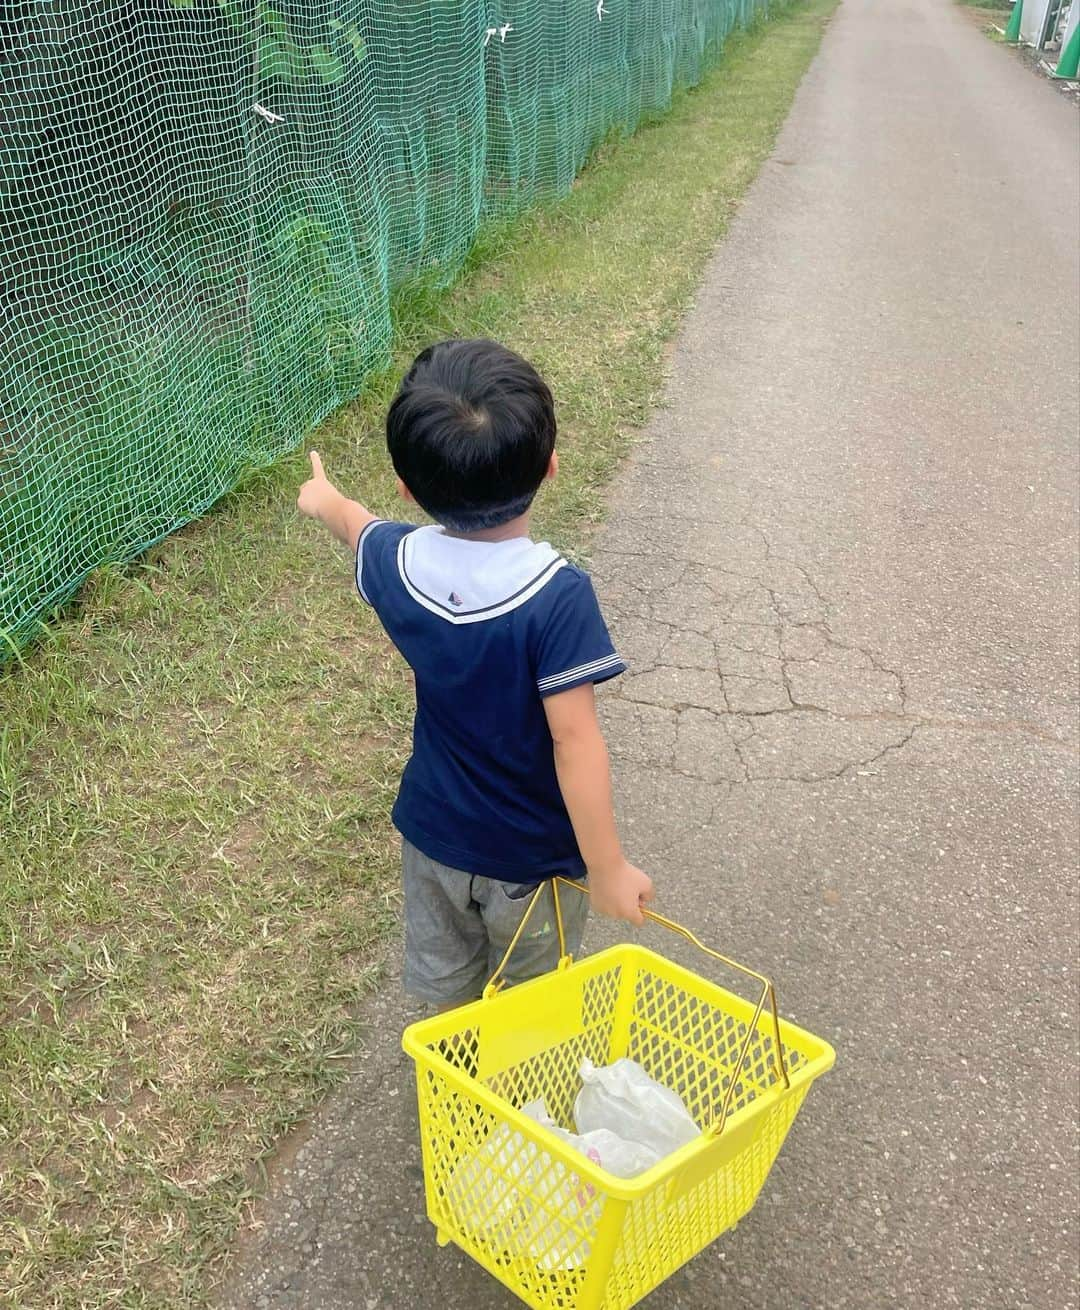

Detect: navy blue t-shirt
[357,521,626,882]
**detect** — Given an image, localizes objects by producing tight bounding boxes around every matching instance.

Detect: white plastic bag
[574,1059,700,1159]
[446,1098,547,1234]
[448,1098,606,1271]
[557,1126,661,1179]
[448,1070,692,1273]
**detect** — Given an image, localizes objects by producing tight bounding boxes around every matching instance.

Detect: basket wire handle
[483,876,790,1135]
[483,878,570,1000]
[633,903,791,1134]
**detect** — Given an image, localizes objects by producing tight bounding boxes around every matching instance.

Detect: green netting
[1,0,764,654]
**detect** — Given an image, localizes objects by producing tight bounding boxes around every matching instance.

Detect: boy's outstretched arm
[296,451,377,551]
[543,682,655,925]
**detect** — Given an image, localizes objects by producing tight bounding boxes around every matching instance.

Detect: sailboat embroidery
[448,591,464,607]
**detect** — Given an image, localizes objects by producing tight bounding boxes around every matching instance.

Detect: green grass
[0,2,837,1304]
[954,0,1012,32]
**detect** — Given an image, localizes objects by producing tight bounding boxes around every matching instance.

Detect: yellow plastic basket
[402,880,834,1310]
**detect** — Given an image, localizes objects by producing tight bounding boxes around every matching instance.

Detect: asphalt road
[221,0,1080,1305]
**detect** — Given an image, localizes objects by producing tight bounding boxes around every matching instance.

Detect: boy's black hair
[386,338,556,532]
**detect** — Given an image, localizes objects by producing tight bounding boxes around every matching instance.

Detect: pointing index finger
[308,451,325,479]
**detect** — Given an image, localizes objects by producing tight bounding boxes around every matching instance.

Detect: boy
[298,338,653,1006]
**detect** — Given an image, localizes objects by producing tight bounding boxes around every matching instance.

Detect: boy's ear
[545,452,559,481]
[396,477,415,503]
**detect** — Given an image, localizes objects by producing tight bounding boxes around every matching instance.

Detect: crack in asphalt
[600,527,1073,790]
[596,530,920,783]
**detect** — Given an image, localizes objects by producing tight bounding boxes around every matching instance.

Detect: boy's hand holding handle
[588,857,656,927]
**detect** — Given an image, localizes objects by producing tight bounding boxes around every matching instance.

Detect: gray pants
[402,840,590,1007]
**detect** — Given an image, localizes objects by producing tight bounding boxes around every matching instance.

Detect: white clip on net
[484,22,513,46]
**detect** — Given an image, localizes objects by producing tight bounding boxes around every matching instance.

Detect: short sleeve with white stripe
[532,568,626,698]
[356,519,414,606]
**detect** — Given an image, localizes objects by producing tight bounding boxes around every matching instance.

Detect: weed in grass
[954,0,1013,36]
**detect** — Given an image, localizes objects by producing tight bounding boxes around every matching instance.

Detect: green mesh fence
[1,0,763,654]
